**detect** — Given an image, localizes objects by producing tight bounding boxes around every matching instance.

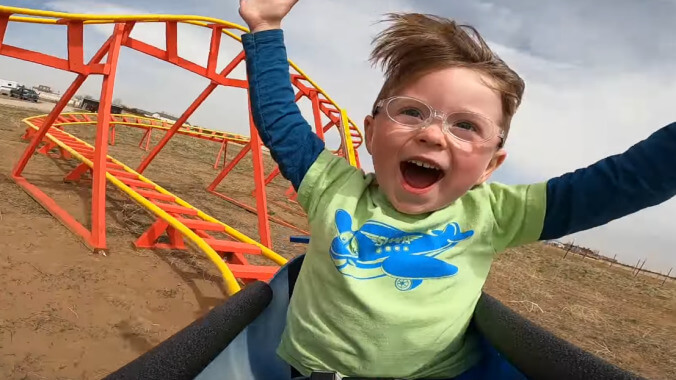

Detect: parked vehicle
[0,79,19,96]
[9,86,39,102]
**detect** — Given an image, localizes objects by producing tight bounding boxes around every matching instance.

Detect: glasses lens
[446,112,497,143]
[386,97,431,127]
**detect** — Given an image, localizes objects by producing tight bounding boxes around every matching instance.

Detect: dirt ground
[0,102,674,379]
[0,96,77,113]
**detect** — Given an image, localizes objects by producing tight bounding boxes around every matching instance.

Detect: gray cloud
[411,0,676,73]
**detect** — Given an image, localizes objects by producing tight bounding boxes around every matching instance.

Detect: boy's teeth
[408,160,439,170]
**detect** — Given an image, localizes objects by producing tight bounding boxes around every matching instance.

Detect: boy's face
[364,67,507,215]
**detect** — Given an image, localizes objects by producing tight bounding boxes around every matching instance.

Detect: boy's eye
[400,107,424,118]
[453,120,477,131]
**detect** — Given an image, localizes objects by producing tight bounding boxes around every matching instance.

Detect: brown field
[0,102,674,380]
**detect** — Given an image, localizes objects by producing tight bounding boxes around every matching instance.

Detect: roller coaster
[0,5,363,295]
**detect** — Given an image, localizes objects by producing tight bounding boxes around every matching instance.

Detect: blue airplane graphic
[329,209,474,291]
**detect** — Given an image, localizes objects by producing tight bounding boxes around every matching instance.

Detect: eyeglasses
[374,96,505,146]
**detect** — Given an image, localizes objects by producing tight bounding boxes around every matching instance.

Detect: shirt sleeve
[241,29,326,191]
[540,121,676,240]
[488,182,548,251]
[296,150,366,222]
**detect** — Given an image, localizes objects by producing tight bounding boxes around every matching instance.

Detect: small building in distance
[73,98,192,127]
[77,97,124,114]
[33,84,55,93]
[150,111,191,126]
[126,107,153,117]
[544,240,567,249]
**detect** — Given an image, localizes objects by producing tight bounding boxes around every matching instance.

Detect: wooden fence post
[661,267,673,287]
[634,259,646,277]
[563,241,573,259]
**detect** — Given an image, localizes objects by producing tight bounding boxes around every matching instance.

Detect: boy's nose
[415,121,447,148]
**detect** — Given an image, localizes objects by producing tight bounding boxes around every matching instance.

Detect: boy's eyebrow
[450,105,489,115]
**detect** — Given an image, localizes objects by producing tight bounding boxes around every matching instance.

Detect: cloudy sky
[1,0,675,273]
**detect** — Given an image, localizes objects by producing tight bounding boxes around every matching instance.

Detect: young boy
[238,0,676,378]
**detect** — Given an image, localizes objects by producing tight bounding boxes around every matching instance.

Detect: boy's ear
[364,115,375,154]
[476,149,507,185]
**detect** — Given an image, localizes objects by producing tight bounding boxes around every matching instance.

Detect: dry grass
[485,244,676,379]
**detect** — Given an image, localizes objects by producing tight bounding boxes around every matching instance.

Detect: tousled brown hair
[370,13,525,138]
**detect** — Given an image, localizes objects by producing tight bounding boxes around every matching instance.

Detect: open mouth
[400,159,444,190]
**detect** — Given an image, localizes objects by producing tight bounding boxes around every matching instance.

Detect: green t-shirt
[277,150,547,378]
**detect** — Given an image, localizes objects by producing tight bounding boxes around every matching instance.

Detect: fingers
[238,0,246,20]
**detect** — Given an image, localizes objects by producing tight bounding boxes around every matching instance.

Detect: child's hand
[239,0,299,33]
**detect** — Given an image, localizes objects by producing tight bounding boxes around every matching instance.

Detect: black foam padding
[104,281,273,380]
[288,254,305,298]
[473,293,645,380]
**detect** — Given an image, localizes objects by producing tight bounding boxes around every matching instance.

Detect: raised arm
[540,121,676,240]
[239,0,325,190]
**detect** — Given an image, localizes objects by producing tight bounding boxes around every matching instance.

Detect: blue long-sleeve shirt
[241,29,676,241]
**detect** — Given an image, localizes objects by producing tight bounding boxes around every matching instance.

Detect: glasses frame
[373,96,505,147]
